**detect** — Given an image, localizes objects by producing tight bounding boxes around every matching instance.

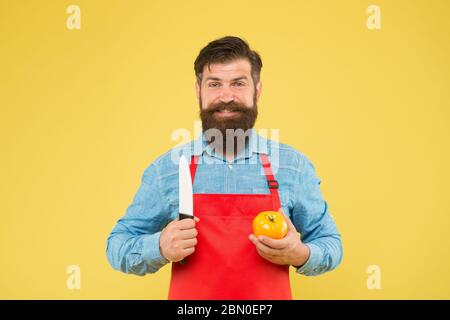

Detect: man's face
[196,58,262,136]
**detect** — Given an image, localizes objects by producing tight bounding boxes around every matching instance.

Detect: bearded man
[107,36,343,300]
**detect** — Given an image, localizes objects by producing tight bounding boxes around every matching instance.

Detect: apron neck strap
[189,155,199,185]
[189,154,281,211]
[259,154,282,211]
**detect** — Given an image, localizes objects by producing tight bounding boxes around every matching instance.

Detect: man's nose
[218,87,235,103]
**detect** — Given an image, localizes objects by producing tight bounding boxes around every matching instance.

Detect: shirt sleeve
[291,156,343,276]
[106,162,171,276]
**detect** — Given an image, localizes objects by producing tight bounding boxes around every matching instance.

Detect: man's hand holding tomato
[249,208,310,267]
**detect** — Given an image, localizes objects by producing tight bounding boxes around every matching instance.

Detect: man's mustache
[205,102,251,113]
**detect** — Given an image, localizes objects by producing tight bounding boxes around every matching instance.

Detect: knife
[179,155,194,221]
[178,155,194,264]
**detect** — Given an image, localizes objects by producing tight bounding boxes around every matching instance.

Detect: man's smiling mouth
[214,110,241,118]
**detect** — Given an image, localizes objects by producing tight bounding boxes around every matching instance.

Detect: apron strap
[190,155,199,185]
[189,154,281,211]
[260,154,282,211]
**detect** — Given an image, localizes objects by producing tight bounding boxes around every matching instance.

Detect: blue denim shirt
[106,129,343,277]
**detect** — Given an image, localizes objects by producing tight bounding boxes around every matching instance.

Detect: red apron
[168,154,292,300]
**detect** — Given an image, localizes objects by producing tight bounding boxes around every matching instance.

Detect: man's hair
[194,36,263,85]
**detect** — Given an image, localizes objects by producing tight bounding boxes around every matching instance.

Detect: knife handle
[179,213,194,221]
[179,213,194,264]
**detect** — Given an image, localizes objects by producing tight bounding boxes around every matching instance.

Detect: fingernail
[258,236,264,241]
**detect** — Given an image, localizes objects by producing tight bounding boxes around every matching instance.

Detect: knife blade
[179,155,194,220]
[178,155,194,265]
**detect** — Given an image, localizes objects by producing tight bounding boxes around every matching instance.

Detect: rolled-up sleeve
[106,162,171,276]
[292,156,343,276]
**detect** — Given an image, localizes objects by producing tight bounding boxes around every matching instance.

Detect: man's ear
[255,81,262,102]
[195,81,200,100]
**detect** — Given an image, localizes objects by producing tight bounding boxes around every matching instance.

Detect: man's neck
[208,139,248,163]
[214,145,244,163]
[203,129,254,163]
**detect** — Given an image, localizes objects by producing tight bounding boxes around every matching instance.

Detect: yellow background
[1,0,449,299]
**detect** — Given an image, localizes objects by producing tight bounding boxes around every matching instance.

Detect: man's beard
[199,96,258,155]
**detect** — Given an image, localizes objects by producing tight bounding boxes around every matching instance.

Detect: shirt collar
[192,128,268,161]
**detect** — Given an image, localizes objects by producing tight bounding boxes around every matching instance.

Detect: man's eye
[208,82,220,87]
[233,82,245,87]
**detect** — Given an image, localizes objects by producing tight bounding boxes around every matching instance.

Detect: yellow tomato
[252,211,288,239]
